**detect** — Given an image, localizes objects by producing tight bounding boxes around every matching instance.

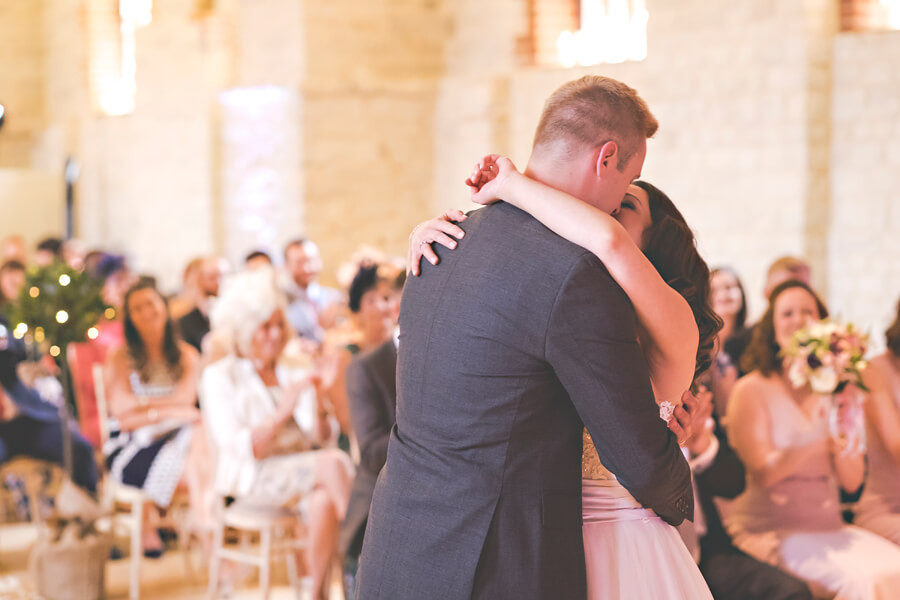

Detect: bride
[410,154,720,599]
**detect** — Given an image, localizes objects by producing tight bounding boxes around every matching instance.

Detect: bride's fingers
[421,243,439,266]
[429,231,459,251]
[444,208,467,222]
[667,418,687,447]
[432,218,466,240]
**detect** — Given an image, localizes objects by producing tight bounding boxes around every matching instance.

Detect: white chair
[93,362,148,600]
[207,499,310,599]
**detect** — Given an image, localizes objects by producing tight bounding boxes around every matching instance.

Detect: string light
[105,308,116,320]
[87,327,99,340]
[56,310,69,324]
[59,274,71,286]
[13,323,28,338]
[49,345,61,357]
[29,286,40,298]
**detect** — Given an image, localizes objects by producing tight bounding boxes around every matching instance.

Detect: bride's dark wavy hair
[633,181,722,382]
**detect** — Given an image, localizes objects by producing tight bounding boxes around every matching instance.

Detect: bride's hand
[407,209,467,276]
[665,389,700,446]
[464,155,520,206]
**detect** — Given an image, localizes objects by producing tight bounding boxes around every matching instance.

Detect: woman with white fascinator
[201,267,353,600]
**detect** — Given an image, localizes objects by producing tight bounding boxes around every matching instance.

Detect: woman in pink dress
[412,155,720,599]
[856,299,900,545]
[726,281,900,599]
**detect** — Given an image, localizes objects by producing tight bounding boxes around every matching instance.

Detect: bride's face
[614,184,653,250]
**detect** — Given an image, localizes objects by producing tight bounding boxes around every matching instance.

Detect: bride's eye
[621,200,635,211]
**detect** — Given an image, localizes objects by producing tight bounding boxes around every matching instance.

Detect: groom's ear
[596,141,619,176]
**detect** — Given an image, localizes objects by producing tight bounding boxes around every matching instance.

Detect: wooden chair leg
[207,523,224,599]
[285,550,303,600]
[259,528,272,600]
[129,499,143,600]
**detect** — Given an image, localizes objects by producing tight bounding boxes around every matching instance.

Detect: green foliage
[5,260,108,354]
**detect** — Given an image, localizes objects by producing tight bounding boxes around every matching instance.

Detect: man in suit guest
[681,387,812,600]
[355,75,694,600]
[0,314,98,496]
[339,332,398,597]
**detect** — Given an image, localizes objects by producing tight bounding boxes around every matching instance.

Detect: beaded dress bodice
[581,428,617,481]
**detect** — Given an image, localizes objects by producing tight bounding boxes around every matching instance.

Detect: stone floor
[0,523,343,599]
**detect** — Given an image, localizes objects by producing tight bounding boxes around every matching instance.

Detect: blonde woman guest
[856,300,900,546]
[201,267,353,600]
[726,281,900,600]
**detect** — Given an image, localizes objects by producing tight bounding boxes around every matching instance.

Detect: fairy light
[87,327,99,340]
[105,307,116,320]
[59,274,71,286]
[49,345,61,357]
[29,286,40,298]
[14,323,28,338]
[56,310,69,324]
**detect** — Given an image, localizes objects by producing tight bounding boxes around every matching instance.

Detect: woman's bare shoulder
[731,371,775,400]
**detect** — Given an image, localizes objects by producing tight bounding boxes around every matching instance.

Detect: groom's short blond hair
[533,76,658,170]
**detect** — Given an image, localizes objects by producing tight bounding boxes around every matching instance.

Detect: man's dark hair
[244,250,272,265]
[348,265,379,314]
[36,237,63,257]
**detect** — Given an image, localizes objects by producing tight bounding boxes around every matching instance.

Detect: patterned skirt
[104,419,194,508]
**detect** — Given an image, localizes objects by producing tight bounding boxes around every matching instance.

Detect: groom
[356,76,694,599]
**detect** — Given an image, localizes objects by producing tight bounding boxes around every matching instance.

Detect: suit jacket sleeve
[545,253,694,525]
[346,356,392,475]
[695,423,746,499]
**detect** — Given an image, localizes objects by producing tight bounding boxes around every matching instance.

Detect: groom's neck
[525,150,591,207]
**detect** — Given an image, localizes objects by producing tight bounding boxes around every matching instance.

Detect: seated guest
[708,267,748,417]
[103,280,210,556]
[321,264,401,454]
[33,237,63,267]
[727,257,813,375]
[856,299,900,545]
[69,253,136,448]
[283,239,345,344]
[683,386,812,600]
[0,314,98,496]
[0,260,25,306]
[339,303,400,597]
[177,255,225,353]
[726,280,900,599]
[762,256,811,300]
[61,239,87,271]
[244,250,272,270]
[201,267,353,600]
[169,257,205,321]
[1,235,27,264]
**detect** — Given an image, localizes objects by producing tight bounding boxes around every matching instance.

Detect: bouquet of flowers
[780,319,869,454]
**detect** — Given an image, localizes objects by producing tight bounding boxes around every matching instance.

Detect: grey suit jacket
[356,203,693,600]
[340,338,397,556]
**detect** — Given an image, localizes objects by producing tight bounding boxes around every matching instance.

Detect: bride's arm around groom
[544,248,694,526]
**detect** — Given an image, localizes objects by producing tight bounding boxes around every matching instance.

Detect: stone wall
[0,0,898,340]
[0,0,44,169]
[494,0,837,322]
[830,30,900,350]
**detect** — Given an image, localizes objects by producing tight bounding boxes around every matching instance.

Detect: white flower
[788,358,809,389]
[810,366,839,394]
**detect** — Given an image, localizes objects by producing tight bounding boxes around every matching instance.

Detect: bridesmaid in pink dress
[856,300,900,545]
[726,281,900,600]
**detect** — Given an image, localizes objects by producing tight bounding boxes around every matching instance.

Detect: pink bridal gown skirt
[582,478,713,600]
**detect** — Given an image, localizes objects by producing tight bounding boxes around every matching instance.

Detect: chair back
[91,363,110,448]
